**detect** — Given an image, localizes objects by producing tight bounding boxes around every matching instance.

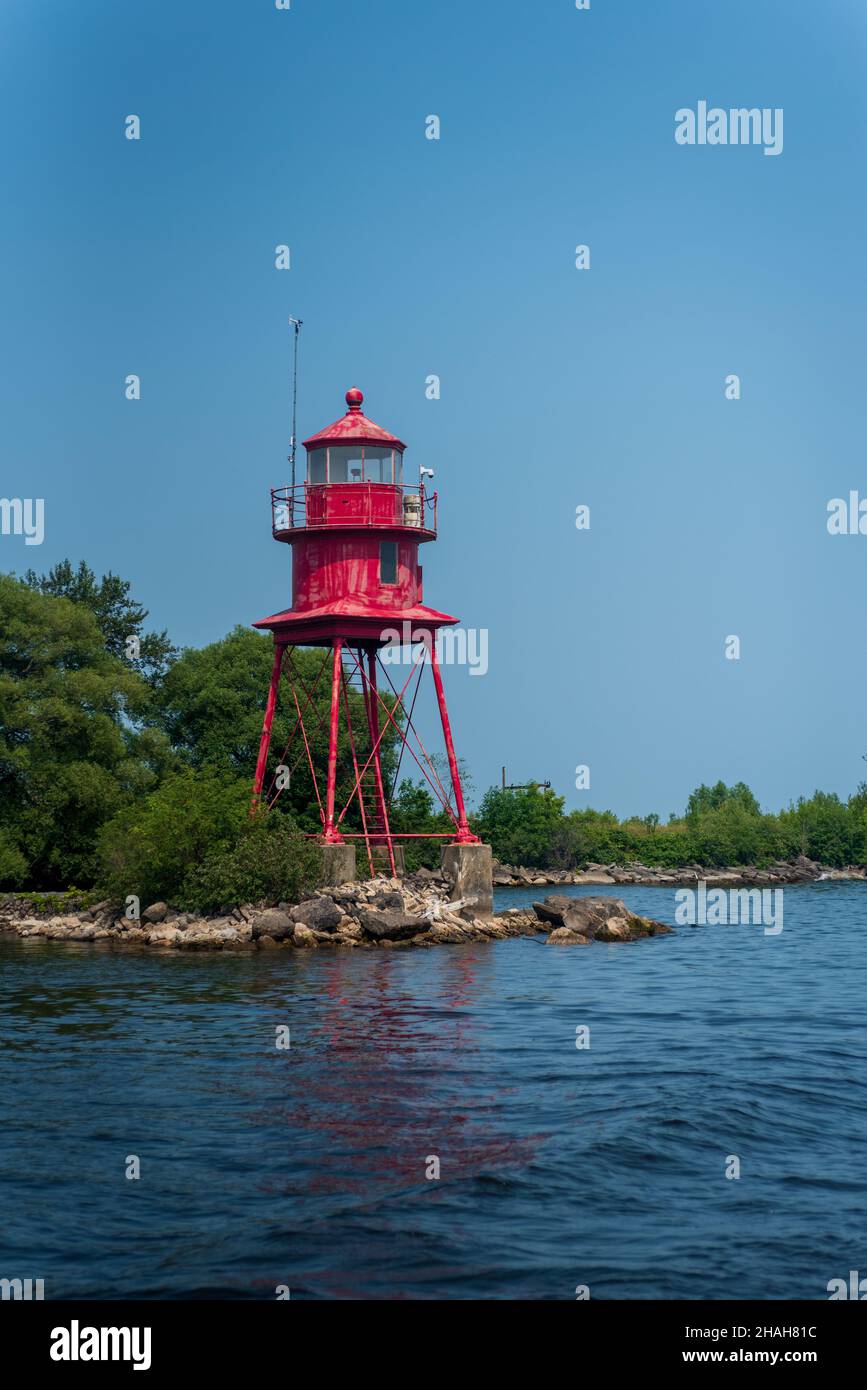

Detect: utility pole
[501,766,551,792]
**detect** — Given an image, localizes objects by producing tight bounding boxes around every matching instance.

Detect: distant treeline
[2,563,864,910]
[473,780,867,871]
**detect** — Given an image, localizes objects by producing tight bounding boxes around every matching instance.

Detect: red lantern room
[251,386,483,885]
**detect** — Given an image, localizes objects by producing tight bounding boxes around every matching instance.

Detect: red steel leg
[323,640,344,842]
[251,641,285,811]
[365,650,396,875]
[430,639,478,844]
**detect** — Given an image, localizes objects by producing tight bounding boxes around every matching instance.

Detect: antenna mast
[288,316,303,492]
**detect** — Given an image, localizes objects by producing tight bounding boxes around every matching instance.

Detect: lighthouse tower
[252,387,491,905]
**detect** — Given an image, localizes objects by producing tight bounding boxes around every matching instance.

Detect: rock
[257,936,280,949]
[337,922,363,940]
[574,871,616,885]
[427,922,469,944]
[142,902,168,924]
[358,908,431,942]
[292,924,317,947]
[146,925,182,946]
[532,895,582,927]
[251,908,294,941]
[600,918,631,940]
[533,894,672,943]
[289,898,342,932]
[547,927,592,945]
[373,889,404,910]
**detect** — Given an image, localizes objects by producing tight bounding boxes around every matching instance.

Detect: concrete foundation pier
[320,842,357,887]
[441,842,493,917]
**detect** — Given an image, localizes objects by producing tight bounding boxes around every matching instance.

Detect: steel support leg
[251,641,285,811]
[323,640,344,842]
[430,640,478,843]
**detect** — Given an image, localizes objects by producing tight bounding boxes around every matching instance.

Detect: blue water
[1,881,865,1300]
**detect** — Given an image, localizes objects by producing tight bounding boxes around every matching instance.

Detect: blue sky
[2,0,866,817]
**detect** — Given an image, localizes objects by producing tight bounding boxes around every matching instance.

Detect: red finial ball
[346,387,363,412]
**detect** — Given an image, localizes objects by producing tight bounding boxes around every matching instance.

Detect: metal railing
[270,482,437,537]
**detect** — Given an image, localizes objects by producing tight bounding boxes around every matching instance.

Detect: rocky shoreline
[492,855,867,888]
[2,854,860,954]
[0,873,671,953]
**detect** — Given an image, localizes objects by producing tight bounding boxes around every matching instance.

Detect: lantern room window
[307,446,405,485]
[363,449,392,483]
[328,446,363,483]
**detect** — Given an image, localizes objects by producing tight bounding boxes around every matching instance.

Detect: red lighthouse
[251,387,490,900]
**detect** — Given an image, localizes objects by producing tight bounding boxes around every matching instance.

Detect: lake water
[1,881,865,1300]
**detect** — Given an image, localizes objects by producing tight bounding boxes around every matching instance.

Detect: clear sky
[2,0,866,818]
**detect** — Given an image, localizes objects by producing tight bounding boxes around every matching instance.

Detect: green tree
[473,784,566,867]
[0,574,163,888]
[686,780,761,820]
[23,559,176,684]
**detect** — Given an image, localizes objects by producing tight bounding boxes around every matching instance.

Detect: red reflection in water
[249,949,549,1198]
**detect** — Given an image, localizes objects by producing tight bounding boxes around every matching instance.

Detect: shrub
[96,766,250,906]
[181,814,321,913]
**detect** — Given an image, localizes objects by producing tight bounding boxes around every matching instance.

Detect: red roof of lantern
[302,388,406,452]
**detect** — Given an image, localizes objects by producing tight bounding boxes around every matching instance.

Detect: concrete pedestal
[320,842,357,887]
[441,842,493,917]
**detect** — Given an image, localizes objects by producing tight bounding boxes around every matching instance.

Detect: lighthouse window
[308,449,326,484]
[363,449,391,483]
[380,541,398,585]
[328,447,363,483]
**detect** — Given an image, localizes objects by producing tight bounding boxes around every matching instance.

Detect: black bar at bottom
[3,1299,864,1375]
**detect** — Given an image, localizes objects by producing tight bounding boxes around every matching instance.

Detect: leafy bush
[473,784,567,867]
[181,814,321,913]
[96,765,321,911]
[96,766,250,906]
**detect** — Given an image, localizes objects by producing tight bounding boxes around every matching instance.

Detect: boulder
[533,894,672,943]
[146,925,182,946]
[251,908,294,941]
[531,895,579,927]
[292,924,317,947]
[368,889,399,910]
[289,898,342,932]
[142,902,168,924]
[357,908,431,942]
[547,927,592,946]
